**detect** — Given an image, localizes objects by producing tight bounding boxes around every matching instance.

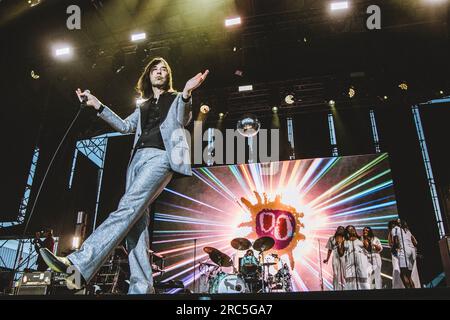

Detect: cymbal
[200,262,217,268]
[203,247,216,254]
[230,237,252,250]
[253,236,275,252]
[203,247,233,267]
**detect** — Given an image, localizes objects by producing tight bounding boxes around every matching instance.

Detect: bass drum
[209,273,247,294]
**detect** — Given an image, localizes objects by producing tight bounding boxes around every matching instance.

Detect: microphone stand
[318,239,324,291]
[259,251,265,293]
[352,239,359,290]
[368,237,374,288]
[193,239,197,293]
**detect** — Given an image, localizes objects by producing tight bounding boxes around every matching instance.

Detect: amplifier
[21,271,52,286]
[15,271,52,295]
[16,285,48,295]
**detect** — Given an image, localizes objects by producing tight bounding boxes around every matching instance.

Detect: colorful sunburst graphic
[152,153,398,293]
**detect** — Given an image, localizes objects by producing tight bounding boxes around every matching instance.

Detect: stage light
[131,32,146,42]
[330,1,349,11]
[225,17,241,27]
[328,100,336,107]
[30,70,40,80]
[439,90,444,95]
[383,95,388,100]
[72,236,80,250]
[348,86,356,98]
[28,0,42,7]
[54,46,72,57]
[425,0,447,4]
[219,112,225,119]
[239,85,253,92]
[398,82,408,91]
[272,106,278,113]
[233,46,237,52]
[53,44,73,60]
[285,94,295,105]
[200,104,210,114]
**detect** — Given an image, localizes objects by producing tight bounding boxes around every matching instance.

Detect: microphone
[78,90,90,108]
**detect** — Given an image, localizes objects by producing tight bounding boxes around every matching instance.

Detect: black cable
[10,104,85,285]
[21,104,85,239]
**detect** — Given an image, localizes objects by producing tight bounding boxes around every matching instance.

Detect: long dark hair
[388,219,399,231]
[399,219,410,231]
[363,226,374,238]
[334,226,345,238]
[344,225,360,240]
[136,57,174,99]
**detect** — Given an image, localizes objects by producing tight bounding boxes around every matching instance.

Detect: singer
[362,226,383,289]
[40,57,209,294]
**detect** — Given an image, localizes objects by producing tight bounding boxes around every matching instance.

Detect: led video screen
[152,153,398,292]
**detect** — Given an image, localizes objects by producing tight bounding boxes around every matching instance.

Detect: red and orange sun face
[239,191,306,269]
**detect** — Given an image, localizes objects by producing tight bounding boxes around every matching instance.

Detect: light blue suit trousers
[68,147,173,294]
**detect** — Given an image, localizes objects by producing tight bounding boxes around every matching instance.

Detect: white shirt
[391,226,414,251]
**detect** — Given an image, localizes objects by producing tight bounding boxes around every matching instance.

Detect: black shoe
[39,248,72,273]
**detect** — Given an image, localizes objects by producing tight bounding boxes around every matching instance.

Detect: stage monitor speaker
[439,236,450,287]
[16,285,48,295]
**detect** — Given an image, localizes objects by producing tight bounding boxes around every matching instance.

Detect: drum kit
[198,236,293,294]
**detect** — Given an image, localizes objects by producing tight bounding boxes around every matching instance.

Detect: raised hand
[183,70,209,98]
[76,88,102,110]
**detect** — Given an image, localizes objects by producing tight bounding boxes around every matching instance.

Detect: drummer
[240,250,259,271]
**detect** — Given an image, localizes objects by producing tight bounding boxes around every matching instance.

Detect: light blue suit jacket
[98,92,193,176]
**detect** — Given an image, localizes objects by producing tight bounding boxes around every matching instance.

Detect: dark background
[0,0,449,284]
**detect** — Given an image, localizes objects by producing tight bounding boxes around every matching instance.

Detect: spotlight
[284,94,295,105]
[328,100,336,107]
[72,236,80,250]
[219,112,225,119]
[439,90,444,95]
[348,86,356,98]
[272,106,278,113]
[225,17,241,27]
[28,0,42,7]
[54,46,72,57]
[330,1,349,11]
[398,82,408,91]
[233,46,237,52]
[239,85,253,92]
[53,44,73,60]
[30,70,40,80]
[426,0,447,4]
[200,104,210,114]
[131,32,146,42]
[383,95,388,100]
